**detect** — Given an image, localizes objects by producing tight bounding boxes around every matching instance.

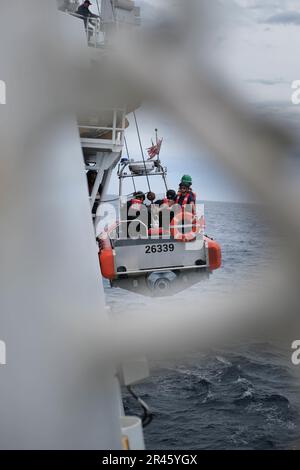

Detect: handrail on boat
[61,10,105,47]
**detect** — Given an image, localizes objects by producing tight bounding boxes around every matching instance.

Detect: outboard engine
[111,268,210,297]
[147,272,177,295]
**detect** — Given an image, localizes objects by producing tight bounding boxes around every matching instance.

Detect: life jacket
[130,199,143,211]
[170,211,199,243]
[161,197,174,207]
[176,190,196,214]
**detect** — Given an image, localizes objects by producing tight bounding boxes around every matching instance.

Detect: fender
[98,237,116,280]
[205,236,222,271]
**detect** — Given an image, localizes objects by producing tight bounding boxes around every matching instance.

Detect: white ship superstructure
[58,0,141,213]
[0,0,147,450]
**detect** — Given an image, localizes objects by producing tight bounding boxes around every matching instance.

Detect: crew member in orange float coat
[154,190,177,229]
[126,191,146,218]
[176,175,196,215]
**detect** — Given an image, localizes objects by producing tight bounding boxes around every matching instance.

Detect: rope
[133,111,151,193]
[124,136,137,193]
[127,385,153,428]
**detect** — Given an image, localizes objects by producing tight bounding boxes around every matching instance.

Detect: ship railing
[79,108,127,150]
[66,11,105,47]
[66,11,140,48]
[101,220,149,242]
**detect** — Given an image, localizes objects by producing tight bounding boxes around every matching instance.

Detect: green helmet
[181,175,192,187]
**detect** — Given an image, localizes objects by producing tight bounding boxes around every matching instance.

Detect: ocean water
[104,201,300,450]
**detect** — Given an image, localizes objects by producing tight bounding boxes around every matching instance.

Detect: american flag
[147,139,162,160]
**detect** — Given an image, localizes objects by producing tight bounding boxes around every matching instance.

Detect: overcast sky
[107,0,300,202]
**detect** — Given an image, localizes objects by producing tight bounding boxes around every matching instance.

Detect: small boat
[98,156,222,297]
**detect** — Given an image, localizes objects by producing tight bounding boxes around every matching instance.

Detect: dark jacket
[154,199,165,207]
[176,191,196,207]
[153,200,176,229]
[76,5,97,26]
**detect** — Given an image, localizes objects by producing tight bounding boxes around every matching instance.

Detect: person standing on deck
[154,190,177,230]
[176,175,196,214]
[76,1,99,39]
[126,192,148,238]
[155,190,177,208]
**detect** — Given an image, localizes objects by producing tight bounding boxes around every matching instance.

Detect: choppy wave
[107,202,300,449]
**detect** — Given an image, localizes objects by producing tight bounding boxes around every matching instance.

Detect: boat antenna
[154,128,168,191]
[124,136,137,193]
[133,111,152,193]
[155,128,163,161]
